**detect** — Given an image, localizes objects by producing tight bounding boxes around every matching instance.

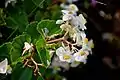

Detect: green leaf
[0,42,12,60]
[11,63,33,80]
[19,68,33,80]
[23,0,36,14]
[23,0,45,15]
[37,76,44,80]
[6,7,28,33]
[35,11,42,21]
[36,39,50,67]
[37,20,61,36]
[25,21,40,43]
[10,34,31,62]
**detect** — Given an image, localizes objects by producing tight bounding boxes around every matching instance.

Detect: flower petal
[69,4,78,12]
[0,58,8,74]
[56,47,65,56]
[62,14,72,21]
[56,20,64,24]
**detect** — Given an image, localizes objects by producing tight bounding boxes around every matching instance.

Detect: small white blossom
[78,14,87,25]
[73,31,86,46]
[64,14,87,30]
[62,14,73,21]
[62,10,77,16]
[69,4,78,12]
[6,65,12,74]
[73,50,88,64]
[62,10,70,15]
[56,20,64,24]
[76,14,87,30]
[22,42,34,56]
[82,39,94,54]
[0,58,8,74]
[50,57,70,71]
[60,23,72,32]
[56,47,73,63]
[88,39,94,49]
[0,58,12,74]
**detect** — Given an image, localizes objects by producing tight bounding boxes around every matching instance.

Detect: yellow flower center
[68,11,73,14]
[63,54,71,60]
[83,38,88,44]
[79,51,85,56]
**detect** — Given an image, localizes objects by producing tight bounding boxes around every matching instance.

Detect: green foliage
[0,19,61,79]
[6,6,28,33]
[37,20,61,36]
[36,40,50,67]
[25,21,40,43]
[0,8,6,26]
[0,42,12,60]
[0,0,62,79]
[11,63,33,80]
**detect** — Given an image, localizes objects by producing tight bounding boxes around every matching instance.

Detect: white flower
[62,10,77,16]
[6,65,12,74]
[50,57,70,70]
[69,4,78,12]
[88,39,94,49]
[0,58,12,74]
[62,14,73,21]
[0,58,8,74]
[76,14,87,30]
[60,23,72,32]
[73,50,88,64]
[66,14,86,30]
[62,10,70,15]
[73,31,86,46]
[78,14,87,25]
[56,47,73,63]
[61,4,78,15]
[56,20,64,24]
[82,39,94,53]
[22,42,34,56]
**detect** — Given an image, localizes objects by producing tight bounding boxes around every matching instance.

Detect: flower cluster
[50,4,94,69]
